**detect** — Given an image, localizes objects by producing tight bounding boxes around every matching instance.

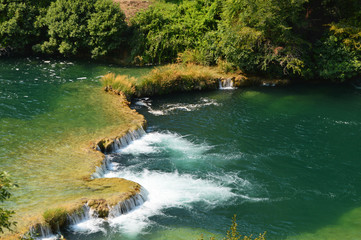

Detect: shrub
[33,0,127,58]
[314,16,361,81]
[0,0,40,52]
[130,0,221,64]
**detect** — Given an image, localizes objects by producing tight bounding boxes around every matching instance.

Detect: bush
[0,0,40,52]
[33,0,127,58]
[131,0,221,64]
[314,15,361,81]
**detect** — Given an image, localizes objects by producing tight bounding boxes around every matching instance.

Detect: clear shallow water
[0,58,150,217]
[67,85,361,240]
[2,57,361,240]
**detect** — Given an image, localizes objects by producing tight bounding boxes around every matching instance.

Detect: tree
[0,0,39,51]
[34,0,127,58]
[0,171,18,233]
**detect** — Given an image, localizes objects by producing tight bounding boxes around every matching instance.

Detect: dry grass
[137,64,222,96]
[100,63,260,98]
[100,64,227,98]
[101,73,137,98]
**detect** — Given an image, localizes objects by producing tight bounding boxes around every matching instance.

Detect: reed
[101,73,136,98]
[136,64,221,96]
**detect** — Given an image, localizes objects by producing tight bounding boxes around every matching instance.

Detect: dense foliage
[1,0,360,80]
[0,0,127,58]
[0,172,17,233]
[131,0,361,81]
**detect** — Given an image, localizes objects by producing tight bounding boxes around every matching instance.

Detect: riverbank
[101,63,290,100]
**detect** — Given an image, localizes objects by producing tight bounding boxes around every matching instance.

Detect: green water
[0,58,150,218]
[68,84,361,240]
[1,58,361,240]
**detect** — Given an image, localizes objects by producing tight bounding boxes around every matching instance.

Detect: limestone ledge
[1,91,147,240]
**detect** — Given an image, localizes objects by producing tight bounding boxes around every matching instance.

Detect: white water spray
[134,97,220,116]
[219,78,236,90]
[68,205,107,234]
[92,128,146,178]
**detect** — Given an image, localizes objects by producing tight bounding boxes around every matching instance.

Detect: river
[1,58,361,240]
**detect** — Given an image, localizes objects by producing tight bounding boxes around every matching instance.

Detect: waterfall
[29,224,57,240]
[219,78,236,90]
[108,127,146,153]
[97,127,146,154]
[67,205,93,225]
[109,187,149,218]
[92,155,113,178]
[92,127,146,178]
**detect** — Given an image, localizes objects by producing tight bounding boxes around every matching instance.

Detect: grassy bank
[100,63,289,99]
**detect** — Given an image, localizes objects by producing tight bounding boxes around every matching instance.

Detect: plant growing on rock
[43,208,68,232]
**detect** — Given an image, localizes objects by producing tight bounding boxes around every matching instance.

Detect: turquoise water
[67,84,361,239]
[2,58,361,239]
[0,58,150,217]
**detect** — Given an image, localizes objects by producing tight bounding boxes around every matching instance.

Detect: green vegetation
[0,0,127,58]
[1,0,360,80]
[130,0,361,81]
[42,208,67,232]
[101,64,240,97]
[102,73,137,98]
[101,63,290,98]
[0,171,17,233]
[137,64,220,96]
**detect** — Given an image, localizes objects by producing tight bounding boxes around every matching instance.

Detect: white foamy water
[118,131,211,158]
[135,97,220,116]
[219,78,237,90]
[104,169,236,234]
[76,130,261,236]
[68,205,107,234]
[70,218,107,234]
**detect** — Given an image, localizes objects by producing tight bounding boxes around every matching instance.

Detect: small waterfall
[219,78,236,90]
[92,127,146,178]
[29,224,57,240]
[67,205,93,225]
[109,127,146,153]
[97,127,146,154]
[109,187,149,218]
[92,155,113,178]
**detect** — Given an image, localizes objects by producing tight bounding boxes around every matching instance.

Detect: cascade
[29,224,57,240]
[109,128,146,152]
[92,127,146,178]
[219,78,236,90]
[109,187,149,218]
[67,205,93,225]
